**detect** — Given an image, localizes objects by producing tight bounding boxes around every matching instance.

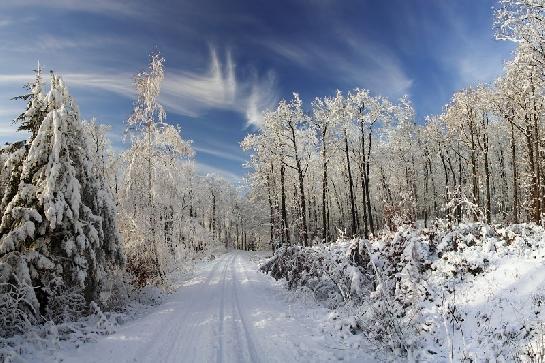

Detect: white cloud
[63,73,134,97]
[0,105,24,118]
[455,50,508,86]
[0,15,34,29]
[341,34,413,97]
[0,19,12,27]
[0,74,32,84]
[0,73,135,104]
[443,26,512,88]
[264,41,311,65]
[0,125,20,137]
[0,33,128,55]
[160,48,237,116]
[0,118,27,143]
[244,70,277,127]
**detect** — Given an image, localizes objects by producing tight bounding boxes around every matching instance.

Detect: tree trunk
[498,148,508,220]
[267,163,275,248]
[344,130,357,237]
[289,124,309,246]
[510,122,519,223]
[470,120,479,219]
[280,160,290,245]
[526,118,540,223]
[211,191,217,240]
[483,116,491,224]
[321,127,329,242]
[359,120,369,238]
[147,122,163,281]
[365,132,375,235]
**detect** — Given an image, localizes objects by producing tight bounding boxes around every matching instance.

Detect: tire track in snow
[228,255,246,362]
[133,256,223,362]
[203,256,223,284]
[231,253,260,363]
[216,254,231,363]
[163,256,224,361]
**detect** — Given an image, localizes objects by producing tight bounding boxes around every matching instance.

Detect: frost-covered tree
[119,52,194,286]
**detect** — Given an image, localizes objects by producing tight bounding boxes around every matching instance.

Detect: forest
[1,0,545,362]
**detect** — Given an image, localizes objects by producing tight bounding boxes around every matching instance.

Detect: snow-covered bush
[262,223,545,361]
[261,240,373,308]
[0,277,35,338]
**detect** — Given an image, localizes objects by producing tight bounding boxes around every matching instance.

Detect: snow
[431,240,545,361]
[44,252,372,363]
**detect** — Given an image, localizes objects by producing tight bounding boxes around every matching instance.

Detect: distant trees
[243,89,399,245]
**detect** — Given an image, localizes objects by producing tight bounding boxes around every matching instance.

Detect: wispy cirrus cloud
[161,48,277,126]
[261,32,413,99]
[429,1,514,88]
[193,145,246,163]
[0,0,142,17]
[160,48,237,117]
[0,114,25,142]
[0,47,278,127]
[3,34,126,52]
[0,18,13,27]
[244,70,277,127]
[340,33,413,97]
[0,107,22,139]
[63,73,134,97]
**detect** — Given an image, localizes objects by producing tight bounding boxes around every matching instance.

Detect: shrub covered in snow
[0,282,164,363]
[262,222,545,361]
[261,240,373,308]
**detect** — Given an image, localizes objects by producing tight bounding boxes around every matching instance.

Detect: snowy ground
[51,251,371,363]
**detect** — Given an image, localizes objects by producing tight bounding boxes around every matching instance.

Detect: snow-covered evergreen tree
[0,72,123,334]
[1,64,47,220]
[12,63,48,141]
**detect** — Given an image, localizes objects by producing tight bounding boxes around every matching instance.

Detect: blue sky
[0,0,514,180]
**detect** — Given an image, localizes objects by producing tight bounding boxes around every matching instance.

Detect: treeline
[242,0,545,247]
[0,54,261,337]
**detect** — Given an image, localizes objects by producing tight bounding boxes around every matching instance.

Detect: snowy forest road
[58,252,371,363]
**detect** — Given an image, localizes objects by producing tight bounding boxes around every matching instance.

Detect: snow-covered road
[58,252,371,363]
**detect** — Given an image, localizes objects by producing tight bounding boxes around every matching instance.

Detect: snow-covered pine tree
[12,63,48,140]
[1,64,47,216]
[0,72,123,334]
